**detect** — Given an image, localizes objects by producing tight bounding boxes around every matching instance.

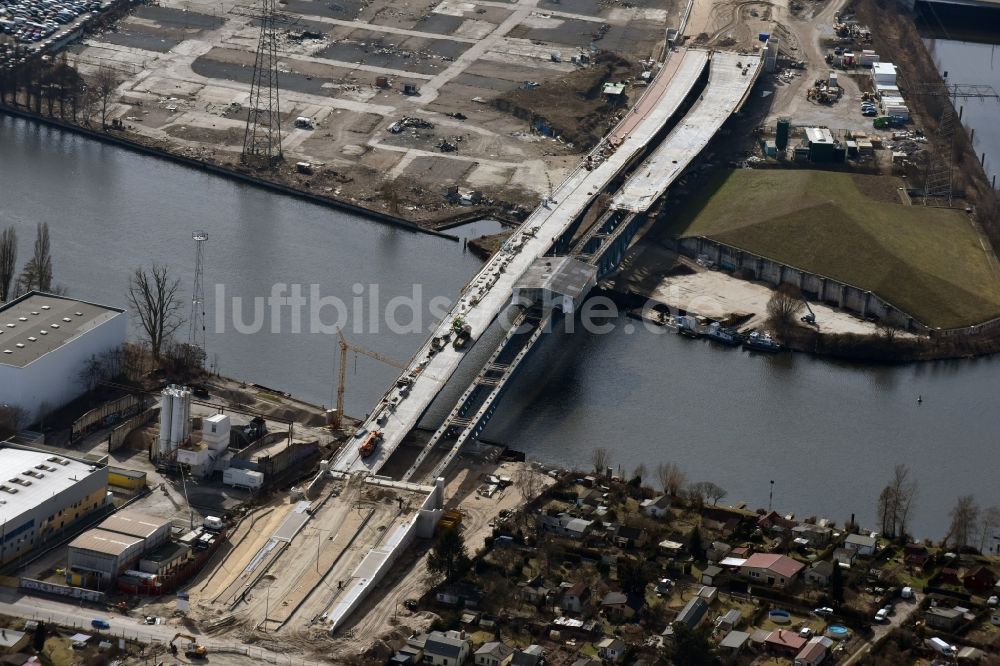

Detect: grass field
[662,169,1000,329]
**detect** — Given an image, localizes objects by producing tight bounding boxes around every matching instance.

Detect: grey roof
[512,645,544,666]
[703,565,723,577]
[675,596,709,627]
[424,632,467,658]
[99,510,171,540]
[810,560,835,576]
[845,533,877,547]
[69,528,143,556]
[719,630,750,649]
[0,292,124,368]
[476,641,514,659]
[0,448,103,524]
[602,591,628,606]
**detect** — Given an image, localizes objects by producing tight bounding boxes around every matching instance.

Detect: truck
[928,637,956,657]
[358,430,382,458]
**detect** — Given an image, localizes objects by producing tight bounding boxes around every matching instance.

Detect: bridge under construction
[255,47,764,635]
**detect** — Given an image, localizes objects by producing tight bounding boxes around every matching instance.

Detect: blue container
[759,32,770,42]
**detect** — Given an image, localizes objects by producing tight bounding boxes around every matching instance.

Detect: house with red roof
[765,629,807,656]
[740,553,805,588]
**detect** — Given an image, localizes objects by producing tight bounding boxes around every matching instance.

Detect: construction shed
[107,467,147,492]
[804,127,836,162]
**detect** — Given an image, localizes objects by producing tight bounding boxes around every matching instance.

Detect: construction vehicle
[358,430,383,457]
[436,509,464,534]
[801,299,818,326]
[169,633,208,659]
[333,330,409,429]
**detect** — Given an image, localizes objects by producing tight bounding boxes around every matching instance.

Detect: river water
[2,114,998,540]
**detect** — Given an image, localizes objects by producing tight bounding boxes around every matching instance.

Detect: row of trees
[0,54,121,129]
[589,448,726,506]
[0,222,57,302]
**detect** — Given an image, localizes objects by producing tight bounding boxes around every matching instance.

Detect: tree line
[0,222,59,302]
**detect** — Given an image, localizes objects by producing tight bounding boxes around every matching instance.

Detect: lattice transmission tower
[188,231,208,364]
[241,0,284,167]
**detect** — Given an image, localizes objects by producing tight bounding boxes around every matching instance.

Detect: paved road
[0,589,308,665]
[842,593,923,666]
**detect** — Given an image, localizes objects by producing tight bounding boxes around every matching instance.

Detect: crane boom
[333,330,408,428]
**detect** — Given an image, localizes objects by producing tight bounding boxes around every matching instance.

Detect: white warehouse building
[0,292,127,424]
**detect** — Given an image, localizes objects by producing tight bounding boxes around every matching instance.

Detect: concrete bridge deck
[329,48,712,477]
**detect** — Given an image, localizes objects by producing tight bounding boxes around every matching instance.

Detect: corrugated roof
[69,528,143,556]
[99,510,171,540]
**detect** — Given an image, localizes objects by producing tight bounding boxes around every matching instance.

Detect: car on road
[813,607,834,617]
[91,618,110,630]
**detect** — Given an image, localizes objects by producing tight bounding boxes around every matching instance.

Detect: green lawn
[663,169,1000,329]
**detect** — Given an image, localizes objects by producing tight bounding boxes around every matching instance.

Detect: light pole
[768,480,775,512]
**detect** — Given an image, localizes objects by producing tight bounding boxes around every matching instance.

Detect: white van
[928,637,956,657]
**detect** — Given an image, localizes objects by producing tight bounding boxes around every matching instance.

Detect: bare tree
[632,463,647,482]
[877,464,918,540]
[0,226,16,302]
[687,481,726,506]
[18,223,53,293]
[876,320,902,346]
[0,404,29,439]
[94,65,120,129]
[515,464,544,505]
[656,462,687,496]
[766,284,803,336]
[591,447,611,476]
[979,506,1000,553]
[947,495,980,550]
[127,264,185,360]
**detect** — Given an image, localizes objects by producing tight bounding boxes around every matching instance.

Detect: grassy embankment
[664,169,1000,330]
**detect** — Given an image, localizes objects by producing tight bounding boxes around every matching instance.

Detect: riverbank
[0,104,526,239]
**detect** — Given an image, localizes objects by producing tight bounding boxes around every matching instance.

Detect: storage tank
[776,118,790,151]
[158,388,174,458]
[170,388,186,449]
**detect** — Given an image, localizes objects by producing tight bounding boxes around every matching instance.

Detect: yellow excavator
[169,633,208,659]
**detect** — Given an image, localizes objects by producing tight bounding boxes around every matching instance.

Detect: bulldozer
[169,633,208,659]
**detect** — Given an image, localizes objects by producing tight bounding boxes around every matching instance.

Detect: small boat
[742,330,782,352]
[703,322,744,347]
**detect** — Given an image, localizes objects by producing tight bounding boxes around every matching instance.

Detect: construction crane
[800,299,817,326]
[333,330,408,430]
[169,633,208,659]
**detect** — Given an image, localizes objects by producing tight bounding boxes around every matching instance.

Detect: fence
[20,577,105,603]
[71,394,143,442]
[107,406,159,453]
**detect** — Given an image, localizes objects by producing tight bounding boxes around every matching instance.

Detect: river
[2,114,998,541]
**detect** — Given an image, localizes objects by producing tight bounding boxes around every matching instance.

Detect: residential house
[730,546,751,559]
[702,507,746,535]
[904,544,931,569]
[702,565,725,586]
[765,630,807,656]
[561,582,591,614]
[613,525,647,549]
[832,548,856,568]
[641,495,671,518]
[716,609,742,632]
[474,641,514,666]
[792,524,832,548]
[937,568,962,586]
[925,606,964,631]
[740,553,805,588]
[538,512,594,539]
[708,541,732,562]
[511,645,544,666]
[595,637,627,662]
[844,534,877,557]
[794,636,833,666]
[436,583,483,608]
[518,577,550,606]
[718,630,749,654]
[658,539,684,556]
[806,560,835,587]
[963,566,997,593]
[600,591,643,621]
[423,631,471,666]
[697,586,718,603]
[758,511,797,535]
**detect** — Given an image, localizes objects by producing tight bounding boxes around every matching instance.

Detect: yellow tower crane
[333,330,408,429]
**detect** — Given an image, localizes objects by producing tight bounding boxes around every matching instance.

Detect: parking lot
[0,0,105,47]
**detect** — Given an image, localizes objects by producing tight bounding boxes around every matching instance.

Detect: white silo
[158,386,175,458]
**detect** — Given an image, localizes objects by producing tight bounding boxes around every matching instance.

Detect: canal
[2,114,998,540]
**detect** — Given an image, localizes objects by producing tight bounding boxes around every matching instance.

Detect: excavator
[801,298,818,326]
[169,633,208,659]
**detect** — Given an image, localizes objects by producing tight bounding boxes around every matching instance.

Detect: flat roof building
[68,528,144,586]
[98,510,172,551]
[0,292,126,423]
[0,447,108,566]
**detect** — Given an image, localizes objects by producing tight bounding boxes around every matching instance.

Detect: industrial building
[67,528,145,587]
[0,292,127,424]
[67,509,173,587]
[0,447,109,566]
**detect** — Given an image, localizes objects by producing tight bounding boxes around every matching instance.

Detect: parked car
[874,608,889,623]
[813,607,834,617]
